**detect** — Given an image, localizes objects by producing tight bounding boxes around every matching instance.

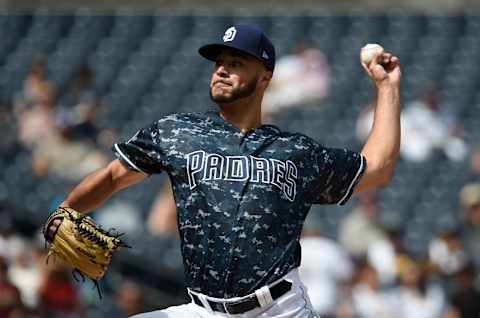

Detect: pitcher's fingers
[385,56,401,72]
[47,219,62,240]
[387,56,399,70]
[47,226,57,240]
[361,61,373,77]
[382,53,392,64]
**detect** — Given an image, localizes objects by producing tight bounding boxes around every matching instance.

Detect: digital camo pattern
[113,111,366,298]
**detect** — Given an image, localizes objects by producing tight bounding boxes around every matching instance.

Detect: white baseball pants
[131,268,318,317]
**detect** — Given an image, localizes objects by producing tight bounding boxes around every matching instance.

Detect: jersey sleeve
[112,120,166,175]
[307,145,367,205]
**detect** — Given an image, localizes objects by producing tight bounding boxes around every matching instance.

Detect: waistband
[187,268,300,315]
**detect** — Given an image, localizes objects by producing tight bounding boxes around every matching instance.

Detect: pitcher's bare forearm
[61,159,146,213]
[361,83,401,182]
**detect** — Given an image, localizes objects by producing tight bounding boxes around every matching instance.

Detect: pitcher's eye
[231,60,243,68]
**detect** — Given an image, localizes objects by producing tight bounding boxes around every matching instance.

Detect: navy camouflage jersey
[113,111,366,298]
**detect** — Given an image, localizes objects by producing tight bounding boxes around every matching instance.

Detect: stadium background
[0,0,479,317]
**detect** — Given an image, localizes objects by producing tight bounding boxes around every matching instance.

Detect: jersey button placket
[240,131,257,154]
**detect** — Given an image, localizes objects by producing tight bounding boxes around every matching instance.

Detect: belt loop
[187,288,194,302]
[189,289,214,314]
[197,293,214,313]
[255,286,274,307]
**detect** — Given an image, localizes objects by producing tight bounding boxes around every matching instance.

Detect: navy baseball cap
[199,24,276,72]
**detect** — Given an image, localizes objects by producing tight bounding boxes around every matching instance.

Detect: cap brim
[199,43,263,65]
[199,44,228,62]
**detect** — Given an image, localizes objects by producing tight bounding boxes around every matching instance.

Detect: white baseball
[361,43,384,65]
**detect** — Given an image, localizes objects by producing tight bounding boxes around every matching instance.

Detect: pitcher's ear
[262,70,273,83]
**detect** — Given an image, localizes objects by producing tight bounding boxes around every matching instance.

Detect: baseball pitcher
[44,24,401,317]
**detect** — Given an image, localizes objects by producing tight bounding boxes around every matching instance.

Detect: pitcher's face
[209,48,267,104]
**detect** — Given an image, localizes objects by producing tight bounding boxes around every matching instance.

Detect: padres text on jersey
[186,151,298,201]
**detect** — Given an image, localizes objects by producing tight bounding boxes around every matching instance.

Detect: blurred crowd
[356,84,469,163]
[0,42,479,318]
[12,59,110,181]
[0,58,148,317]
[300,181,480,318]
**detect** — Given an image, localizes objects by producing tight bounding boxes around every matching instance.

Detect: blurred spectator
[100,280,144,318]
[14,62,108,182]
[0,257,22,318]
[338,191,386,257]
[400,86,467,162]
[468,146,480,180]
[448,262,480,318]
[428,225,468,277]
[16,81,57,150]
[7,241,41,309]
[14,59,56,112]
[38,262,84,318]
[459,183,480,268]
[347,260,394,318]
[391,258,447,318]
[147,182,178,237]
[300,225,353,317]
[56,64,101,143]
[367,219,405,286]
[356,86,468,162]
[63,64,97,110]
[262,44,330,120]
[0,216,27,264]
[31,128,108,181]
[115,280,144,317]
